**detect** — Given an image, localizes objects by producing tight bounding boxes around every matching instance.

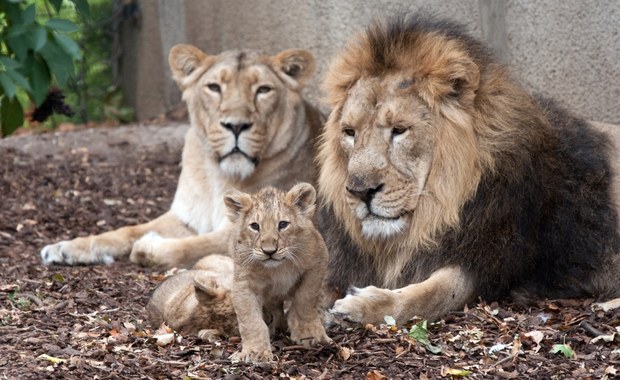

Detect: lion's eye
[343,128,356,137]
[391,126,407,136]
[256,86,272,94]
[278,221,290,230]
[250,222,260,231]
[207,83,221,93]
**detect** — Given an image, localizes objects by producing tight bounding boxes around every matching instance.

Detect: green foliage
[0,0,85,136]
[408,320,442,354]
[550,343,574,358]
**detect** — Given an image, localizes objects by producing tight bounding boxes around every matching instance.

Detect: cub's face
[334,76,435,238]
[224,183,316,268]
[169,45,315,180]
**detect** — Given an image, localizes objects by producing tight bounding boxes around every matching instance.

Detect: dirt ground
[1,124,619,379]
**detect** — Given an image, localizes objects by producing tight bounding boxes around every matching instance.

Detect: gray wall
[120,0,620,124]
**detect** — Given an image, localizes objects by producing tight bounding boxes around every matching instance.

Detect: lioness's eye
[343,128,356,137]
[256,86,272,94]
[278,221,290,230]
[207,83,221,93]
[250,222,260,231]
[391,126,407,136]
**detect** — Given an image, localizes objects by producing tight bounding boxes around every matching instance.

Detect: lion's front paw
[329,286,397,325]
[130,232,165,266]
[229,346,273,363]
[40,239,114,266]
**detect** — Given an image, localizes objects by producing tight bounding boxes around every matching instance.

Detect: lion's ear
[168,44,212,89]
[418,58,480,106]
[271,49,316,91]
[287,182,316,217]
[223,189,252,223]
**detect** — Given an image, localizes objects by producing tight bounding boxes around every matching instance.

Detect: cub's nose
[220,121,253,137]
[262,247,278,257]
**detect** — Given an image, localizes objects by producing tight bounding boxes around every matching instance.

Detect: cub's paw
[229,347,273,363]
[329,286,396,325]
[130,232,165,266]
[290,322,332,347]
[197,329,222,342]
[592,298,620,312]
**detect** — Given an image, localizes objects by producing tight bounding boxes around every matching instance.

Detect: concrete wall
[120,0,620,124]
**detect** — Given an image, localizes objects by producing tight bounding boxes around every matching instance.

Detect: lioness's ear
[223,189,252,223]
[271,49,316,91]
[417,58,480,107]
[168,44,212,89]
[287,182,316,217]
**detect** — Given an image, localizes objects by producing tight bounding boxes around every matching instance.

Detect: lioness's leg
[40,211,193,265]
[129,227,231,267]
[330,266,475,325]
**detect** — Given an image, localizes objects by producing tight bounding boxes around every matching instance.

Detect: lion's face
[336,76,435,238]
[169,45,315,180]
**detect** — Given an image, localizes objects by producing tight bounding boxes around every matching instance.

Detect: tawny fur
[40,45,323,268]
[319,14,620,324]
[225,183,331,363]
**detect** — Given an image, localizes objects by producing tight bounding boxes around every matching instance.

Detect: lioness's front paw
[130,232,165,266]
[330,286,396,325]
[40,240,114,266]
[229,347,273,363]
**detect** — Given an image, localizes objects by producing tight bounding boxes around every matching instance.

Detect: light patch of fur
[225,183,331,363]
[40,45,321,268]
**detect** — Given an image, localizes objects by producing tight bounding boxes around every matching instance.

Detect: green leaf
[0,56,20,71]
[46,18,78,33]
[22,4,36,25]
[39,39,74,86]
[1,96,24,136]
[29,26,47,51]
[49,0,64,13]
[71,0,91,18]
[550,343,574,358]
[0,73,17,98]
[6,70,31,92]
[53,33,81,60]
[408,320,442,354]
[29,55,51,106]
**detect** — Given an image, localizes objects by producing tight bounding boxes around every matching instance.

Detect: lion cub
[224,183,331,363]
[146,254,238,340]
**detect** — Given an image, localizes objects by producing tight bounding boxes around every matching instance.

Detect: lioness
[40,45,323,267]
[224,183,331,363]
[319,14,620,324]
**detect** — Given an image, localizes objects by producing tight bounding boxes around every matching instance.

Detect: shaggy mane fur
[318,14,620,302]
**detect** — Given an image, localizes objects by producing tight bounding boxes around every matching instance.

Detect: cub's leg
[287,267,332,347]
[230,283,273,363]
[129,226,231,267]
[330,266,475,325]
[40,211,193,265]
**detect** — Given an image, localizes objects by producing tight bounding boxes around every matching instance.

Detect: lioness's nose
[221,121,252,137]
[346,183,384,205]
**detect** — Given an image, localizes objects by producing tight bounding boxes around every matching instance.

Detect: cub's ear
[223,189,252,223]
[271,49,316,91]
[194,275,227,300]
[417,57,480,107]
[168,44,212,90]
[287,182,316,217]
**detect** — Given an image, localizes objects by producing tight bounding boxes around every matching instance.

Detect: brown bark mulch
[0,125,618,379]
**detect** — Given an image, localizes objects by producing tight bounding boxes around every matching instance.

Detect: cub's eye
[343,128,356,137]
[207,83,221,93]
[278,221,290,230]
[250,222,260,231]
[391,126,407,136]
[256,85,272,94]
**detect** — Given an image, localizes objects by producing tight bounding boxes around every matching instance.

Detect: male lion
[319,14,620,325]
[40,45,322,267]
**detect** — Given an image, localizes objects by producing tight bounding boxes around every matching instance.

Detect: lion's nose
[346,183,384,205]
[220,121,253,137]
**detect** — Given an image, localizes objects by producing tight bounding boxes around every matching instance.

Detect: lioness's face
[169,45,315,180]
[337,76,435,238]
